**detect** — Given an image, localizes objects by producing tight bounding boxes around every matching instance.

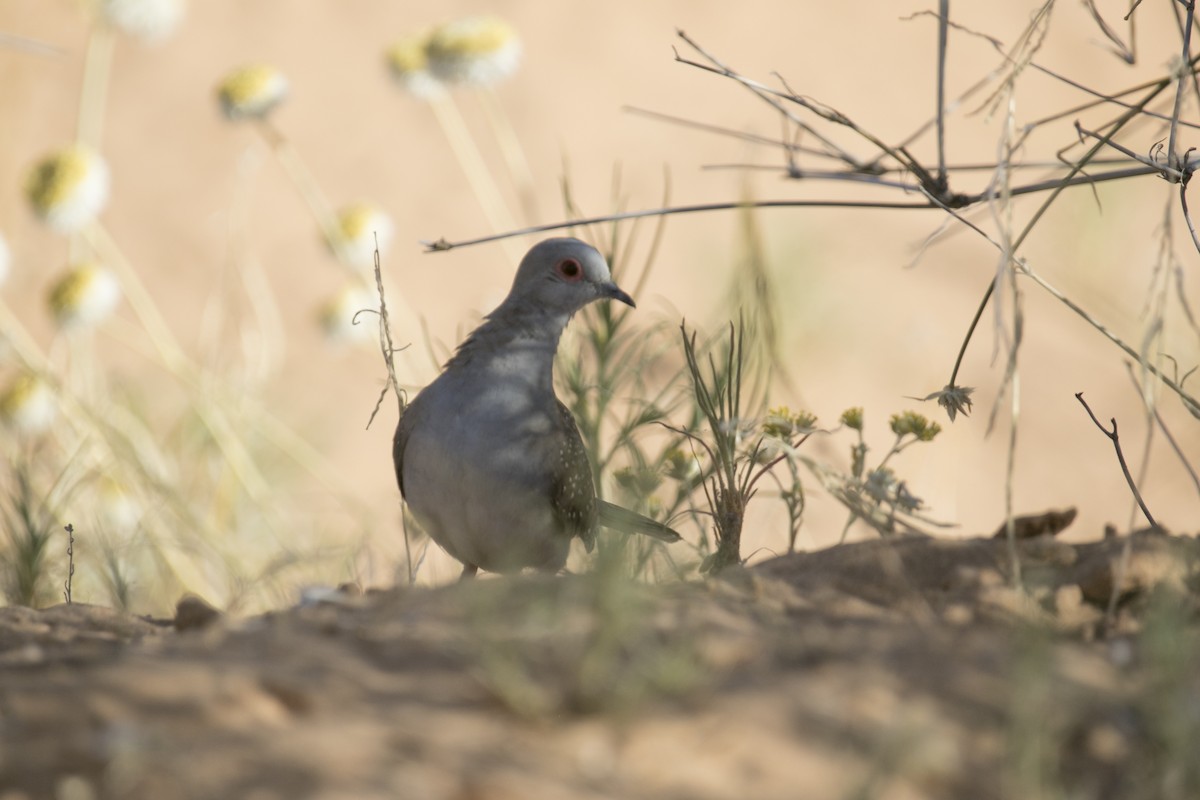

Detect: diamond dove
[393,237,680,578]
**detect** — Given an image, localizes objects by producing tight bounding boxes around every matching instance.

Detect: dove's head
[506,237,634,315]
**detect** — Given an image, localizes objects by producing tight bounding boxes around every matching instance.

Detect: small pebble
[174,594,222,632]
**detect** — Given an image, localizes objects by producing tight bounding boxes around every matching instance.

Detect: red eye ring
[556,258,583,281]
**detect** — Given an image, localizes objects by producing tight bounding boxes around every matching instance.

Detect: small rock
[298,586,343,607]
[1107,637,1136,668]
[1077,545,1187,606]
[943,603,973,626]
[992,507,1077,540]
[1086,722,1130,763]
[54,776,95,800]
[1021,537,1077,567]
[173,594,221,632]
[1054,584,1083,614]
[0,642,45,666]
[1052,584,1103,632]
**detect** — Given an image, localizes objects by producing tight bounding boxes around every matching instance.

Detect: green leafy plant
[674,319,816,573]
[0,459,67,606]
[798,407,948,543]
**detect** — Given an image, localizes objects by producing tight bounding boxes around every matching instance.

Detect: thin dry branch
[1179,159,1200,258]
[1075,121,1188,179]
[1166,0,1197,173]
[936,0,950,189]
[1082,0,1137,63]
[673,30,866,170]
[422,199,929,251]
[1074,392,1158,528]
[363,239,407,431]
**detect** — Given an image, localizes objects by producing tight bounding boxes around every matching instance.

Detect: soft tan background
[0,1,1196,596]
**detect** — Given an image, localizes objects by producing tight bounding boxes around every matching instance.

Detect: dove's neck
[443,298,573,393]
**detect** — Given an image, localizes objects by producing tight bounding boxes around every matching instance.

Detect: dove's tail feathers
[596,500,682,543]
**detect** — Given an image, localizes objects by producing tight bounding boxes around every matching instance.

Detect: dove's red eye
[556,258,583,281]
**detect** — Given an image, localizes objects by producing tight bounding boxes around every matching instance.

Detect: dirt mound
[1,532,1197,800]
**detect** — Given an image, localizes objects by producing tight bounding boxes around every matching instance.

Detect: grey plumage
[393,237,680,577]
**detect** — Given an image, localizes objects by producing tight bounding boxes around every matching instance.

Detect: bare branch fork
[1074,121,1190,180]
[1074,392,1158,528]
[672,28,972,208]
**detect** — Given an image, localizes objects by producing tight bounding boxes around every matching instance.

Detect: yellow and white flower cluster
[47,261,122,331]
[216,64,289,121]
[99,0,186,43]
[25,145,111,234]
[317,283,376,345]
[427,16,521,86]
[386,34,442,100]
[327,202,395,270]
[0,373,57,435]
[387,16,521,98]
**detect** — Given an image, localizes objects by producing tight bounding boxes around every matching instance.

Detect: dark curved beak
[601,282,635,308]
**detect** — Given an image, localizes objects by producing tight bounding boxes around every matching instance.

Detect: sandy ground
[0,2,1196,601]
[1,529,1198,799]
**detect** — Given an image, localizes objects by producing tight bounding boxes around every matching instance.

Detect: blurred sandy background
[0,1,1196,600]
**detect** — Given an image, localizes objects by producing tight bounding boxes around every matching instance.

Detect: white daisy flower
[426,16,521,88]
[25,145,111,234]
[47,261,122,330]
[385,33,443,99]
[317,283,376,345]
[328,202,394,269]
[99,0,186,43]
[0,373,57,435]
[216,64,289,121]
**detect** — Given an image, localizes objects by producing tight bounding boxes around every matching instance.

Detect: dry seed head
[426,16,521,87]
[317,283,376,345]
[329,202,394,269]
[936,385,974,422]
[48,261,121,330]
[386,33,443,99]
[25,145,111,234]
[0,373,56,435]
[217,65,288,121]
[99,0,186,43]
